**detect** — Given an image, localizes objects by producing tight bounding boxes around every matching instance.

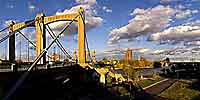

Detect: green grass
[137,73,165,88]
[138,79,160,88]
[159,80,200,100]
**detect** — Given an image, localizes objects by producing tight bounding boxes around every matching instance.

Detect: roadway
[144,79,176,95]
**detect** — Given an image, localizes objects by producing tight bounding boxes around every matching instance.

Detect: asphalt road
[144,79,176,95]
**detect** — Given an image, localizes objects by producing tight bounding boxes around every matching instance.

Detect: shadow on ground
[1,64,197,100]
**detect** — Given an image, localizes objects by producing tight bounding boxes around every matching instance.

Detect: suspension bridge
[0,7,108,100]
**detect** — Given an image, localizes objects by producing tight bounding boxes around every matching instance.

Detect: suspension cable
[46,24,72,58]
[17,31,36,48]
[40,14,72,59]
[0,26,9,33]
[85,31,94,63]
[37,22,71,60]
[0,30,20,44]
[0,20,35,44]
[4,14,79,100]
[17,30,53,60]
[44,24,72,59]
[0,26,13,44]
[0,34,9,44]
[46,27,71,59]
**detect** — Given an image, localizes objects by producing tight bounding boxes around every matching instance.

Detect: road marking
[143,78,169,90]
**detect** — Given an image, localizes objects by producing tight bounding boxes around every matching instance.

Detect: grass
[138,79,159,88]
[159,80,200,100]
[137,75,164,88]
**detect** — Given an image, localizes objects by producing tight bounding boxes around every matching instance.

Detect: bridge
[0,7,105,99]
[0,7,133,100]
[0,7,199,100]
[7,7,86,65]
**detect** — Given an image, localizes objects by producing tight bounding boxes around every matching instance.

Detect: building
[124,48,133,61]
[86,50,96,63]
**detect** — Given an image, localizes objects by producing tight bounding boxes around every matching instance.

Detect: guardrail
[0,63,76,72]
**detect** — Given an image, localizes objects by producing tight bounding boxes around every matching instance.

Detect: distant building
[124,48,133,61]
[86,50,96,63]
[73,48,77,62]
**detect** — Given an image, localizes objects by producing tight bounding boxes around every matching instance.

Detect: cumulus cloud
[136,48,150,53]
[102,6,112,13]
[108,5,175,44]
[138,48,167,56]
[107,3,199,45]
[149,25,200,42]
[184,40,200,46]
[75,0,96,5]
[175,9,198,19]
[160,0,181,3]
[7,4,14,9]
[28,4,36,12]
[149,18,200,45]
[48,2,103,36]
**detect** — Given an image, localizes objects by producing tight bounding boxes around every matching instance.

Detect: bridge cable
[46,24,72,59]
[0,20,36,45]
[45,24,72,59]
[37,22,70,60]
[0,27,9,33]
[42,14,72,59]
[0,34,10,44]
[17,30,53,60]
[3,14,79,100]
[0,31,20,44]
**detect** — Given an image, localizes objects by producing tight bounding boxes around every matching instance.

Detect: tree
[123,65,137,81]
[102,57,108,64]
[153,61,162,68]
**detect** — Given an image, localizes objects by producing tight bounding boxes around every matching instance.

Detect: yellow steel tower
[8,7,86,66]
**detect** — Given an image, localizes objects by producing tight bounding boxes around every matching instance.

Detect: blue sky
[0,0,200,61]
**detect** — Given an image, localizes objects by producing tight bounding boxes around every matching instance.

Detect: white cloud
[152,49,165,54]
[160,0,181,3]
[175,9,198,19]
[136,48,150,53]
[102,6,112,13]
[184,20,200,26]
[184,40,200,46]
[48,2,103,36]
[28,4,35,12]
[130,8,146,16]
[149,25,200,42]
[7,4,14,9]
[108,5,175,44]
[176,4,186,10]
[75,0,96,5]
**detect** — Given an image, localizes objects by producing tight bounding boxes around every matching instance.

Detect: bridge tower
[35,13,46,64]
[77,7,86,66]
[8,21,16,64]
[7,7,86,66]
